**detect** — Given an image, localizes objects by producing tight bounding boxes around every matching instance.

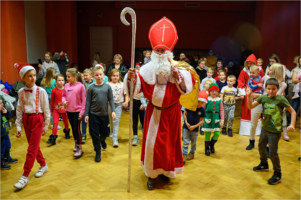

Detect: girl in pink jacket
[62,68,86,158]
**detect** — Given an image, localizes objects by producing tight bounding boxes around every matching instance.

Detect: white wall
[24,1,47,64]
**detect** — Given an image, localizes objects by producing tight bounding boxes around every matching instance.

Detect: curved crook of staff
[120,7,136,193]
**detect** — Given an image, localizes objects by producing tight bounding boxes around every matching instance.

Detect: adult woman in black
[106,54,128,80]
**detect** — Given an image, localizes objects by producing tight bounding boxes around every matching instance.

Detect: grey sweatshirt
[85,83,115,116]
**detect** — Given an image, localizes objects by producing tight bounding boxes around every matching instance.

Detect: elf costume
[202,83,224,156]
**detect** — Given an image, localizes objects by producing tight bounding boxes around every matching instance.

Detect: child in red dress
[47,74,70,145]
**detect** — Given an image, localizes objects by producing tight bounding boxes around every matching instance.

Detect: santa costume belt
[24,113,42,116]
[151,102,175,111]
[207,111,219,114]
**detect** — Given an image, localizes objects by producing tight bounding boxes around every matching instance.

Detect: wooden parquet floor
[1,102,300,199]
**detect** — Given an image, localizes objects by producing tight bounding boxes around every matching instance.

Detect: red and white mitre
[148,17,178,51]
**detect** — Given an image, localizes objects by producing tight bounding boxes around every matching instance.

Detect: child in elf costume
[202,83,224,156]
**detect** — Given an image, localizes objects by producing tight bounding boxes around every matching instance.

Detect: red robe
[237,67,264,135]
[124,62,195,178]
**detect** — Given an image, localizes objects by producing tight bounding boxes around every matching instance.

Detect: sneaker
[268,171,282,185]
[57,125,62,130]
[132,135,139,146]
[35,164,48,178]
[298,157,301,161]
[14,176,29,189]
[59,116,63,121]
[4,155,18,164]
[82,134,86,143]
[1,160,11,170]
[283,132,290,141]
[253,162,269,172]
[292,93,299,99]
[112,138,119,147]
[187,152,194,160]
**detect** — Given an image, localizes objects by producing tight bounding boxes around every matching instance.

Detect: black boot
[101,139,107,150]
[246,139,255,150]
[210,139,217,153]
[159,174,170,183]
[63,129,70,139]
[228,129,233,137]
[95,151,101,162]
[147,177,156,190]
[222,128,227,135]
[47,134,54,144]
[205,141,210,156]
[51,135,57,145]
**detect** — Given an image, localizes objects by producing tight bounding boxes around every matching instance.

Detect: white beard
[150,50,174,76]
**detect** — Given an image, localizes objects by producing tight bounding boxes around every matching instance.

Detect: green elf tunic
[203,97,224,132]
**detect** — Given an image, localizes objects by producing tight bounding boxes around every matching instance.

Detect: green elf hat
[208,83,220,93]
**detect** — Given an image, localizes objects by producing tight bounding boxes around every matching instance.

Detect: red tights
[52,109,69,135]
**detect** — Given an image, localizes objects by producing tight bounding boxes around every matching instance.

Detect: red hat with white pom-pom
[198,89,209,103]
[14,62,36,79]
[95,63,104,71]
[135,62,142,68]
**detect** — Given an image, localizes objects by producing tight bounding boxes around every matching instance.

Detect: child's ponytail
[66,68,87,91]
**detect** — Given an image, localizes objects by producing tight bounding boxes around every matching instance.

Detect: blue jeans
[1,135,11,160]
[182,128,198,155]
[111,103,122,139]
[288,92,300,123]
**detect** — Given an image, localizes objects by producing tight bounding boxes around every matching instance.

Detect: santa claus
[125,17,195,190]
[237,54,265,150]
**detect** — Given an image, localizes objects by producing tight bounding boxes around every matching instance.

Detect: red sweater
[50,87,66,113]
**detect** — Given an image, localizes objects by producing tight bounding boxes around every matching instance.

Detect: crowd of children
[181,54,298,186]
[0,52,299,190]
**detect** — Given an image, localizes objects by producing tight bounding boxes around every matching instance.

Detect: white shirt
[107,82,125,104]
[16,85,50,131]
